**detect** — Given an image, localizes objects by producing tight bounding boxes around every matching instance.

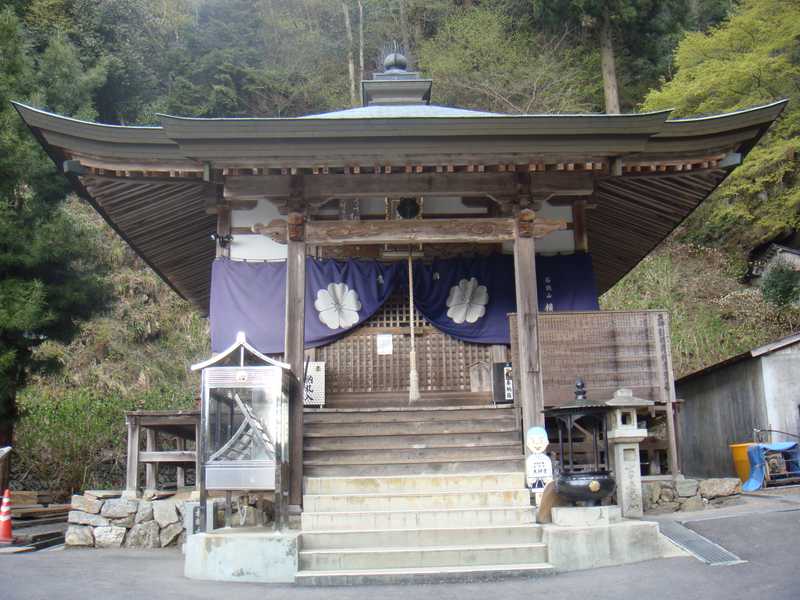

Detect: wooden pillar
[572,199,588,252]
[216,206,231,258]
[145,428,158,490]
[176,437,186,489]
[661,315,681,478]
[513,209,545,445]
[125,415,140,494]
[285,210,306,509]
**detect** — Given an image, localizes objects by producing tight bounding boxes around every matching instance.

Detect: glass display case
[202,366,289,491]
[192,332,292,531]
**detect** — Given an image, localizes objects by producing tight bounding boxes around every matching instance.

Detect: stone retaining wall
[66,491,188,549]
[643,477,742,513]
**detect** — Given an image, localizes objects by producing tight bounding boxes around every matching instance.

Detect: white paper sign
[376,334,393,355]
[526,453,553,490]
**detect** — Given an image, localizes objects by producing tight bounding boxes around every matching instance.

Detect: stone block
[68,510,109,527]
[185,531,299,583]
[109,514,135,528]
[135,500,153,524]
[65,525,94,547]
[699,478,741,499]
[551,506,622,527]
[84,490,122,500]
[655,501,680,513]
[161,522,183,547]
[125,521,161,549]
[679,495,705,512]
[544,520,664,572]
[675,479,699,498]
[94,526,126,548]
[659,486,675,502]
[71,494,103,514]
[100,498,139,519]
[643,482,661,505]
[153,499,180,528]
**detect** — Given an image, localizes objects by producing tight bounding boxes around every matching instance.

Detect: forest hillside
[1,0,799,492]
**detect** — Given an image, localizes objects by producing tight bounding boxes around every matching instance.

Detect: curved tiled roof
[13,99,787,312]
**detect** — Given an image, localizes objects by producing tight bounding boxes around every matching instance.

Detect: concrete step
[303,457,525,477]
[300,524,543,550]
[304,472,526,495]
[294,562,555,586]
[304,445,522,465]
[304,406,518,424]
[303,489,531,512]
[299,542,548,571]
[304,417,519,438]
[304,431,520,452]
[301,505,535,531]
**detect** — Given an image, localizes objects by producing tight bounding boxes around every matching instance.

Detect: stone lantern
[605,388,653,518]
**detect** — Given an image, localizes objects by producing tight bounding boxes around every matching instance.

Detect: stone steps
[304,472,526,495]
[303,489,531,512]
[297,404,549,584]
[305,444,522,465]
[300,524,543,550]
[303,457,526,477]
[301,505,536,531]
[294,563,555,586]
[299,542,549,571]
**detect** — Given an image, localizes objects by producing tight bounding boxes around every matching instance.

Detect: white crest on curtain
[315,282,362,330]
[446,277,489,324]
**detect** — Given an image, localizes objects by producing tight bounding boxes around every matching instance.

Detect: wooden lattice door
[315,293,497,395]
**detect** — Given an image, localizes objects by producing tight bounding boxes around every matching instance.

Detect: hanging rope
[407,247,420,402]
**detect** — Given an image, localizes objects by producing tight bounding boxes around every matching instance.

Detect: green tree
[0,8,107,469]
[643,0,800,248]
[524,0,692,112]
[419,7,598,113]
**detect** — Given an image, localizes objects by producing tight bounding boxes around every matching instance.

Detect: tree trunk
[599,6,621,114]
[399,0,410,55]
[343,2,358,107]
[358,0,365,84]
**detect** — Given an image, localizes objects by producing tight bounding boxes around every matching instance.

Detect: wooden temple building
[14,54,784,582]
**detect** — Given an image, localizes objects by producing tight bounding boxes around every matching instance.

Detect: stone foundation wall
[642,477,741,513]
[66,491,188,549]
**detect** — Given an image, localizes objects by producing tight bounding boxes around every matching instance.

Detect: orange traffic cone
[0,489,14,544]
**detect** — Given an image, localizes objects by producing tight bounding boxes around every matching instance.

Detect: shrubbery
[12,386,194,495]
[761,260,800,308]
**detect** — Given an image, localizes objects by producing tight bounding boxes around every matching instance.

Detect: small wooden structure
[125,410,199,493]
[15,52,784,510]
[676,331,800,478]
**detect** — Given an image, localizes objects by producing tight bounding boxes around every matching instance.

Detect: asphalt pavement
[1,506,798,600]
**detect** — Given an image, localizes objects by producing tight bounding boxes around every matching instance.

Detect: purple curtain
[409,254,599,344]
[209,254,599,353]
[210,258,403,353]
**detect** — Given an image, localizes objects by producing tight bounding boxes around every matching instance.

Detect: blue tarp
[742,442,800,492]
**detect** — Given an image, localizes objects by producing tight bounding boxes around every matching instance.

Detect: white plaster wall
[760,344,800,442]
[533,201,575,254]
[230,200,288,261]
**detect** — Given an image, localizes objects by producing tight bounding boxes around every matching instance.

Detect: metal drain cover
[659,520,746,566]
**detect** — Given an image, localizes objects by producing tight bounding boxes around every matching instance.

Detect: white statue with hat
[525,426,553,503]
